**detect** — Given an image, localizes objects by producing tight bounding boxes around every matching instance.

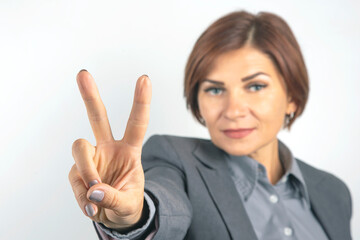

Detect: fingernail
[79,69,87,73]
[89,190,104,202]
[85,203,95,217]
[88,180,99,188]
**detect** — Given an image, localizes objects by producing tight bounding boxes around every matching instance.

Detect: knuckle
[72,139,89,157]
[129,111,149,125]
[130,118,147,126]
[68,164,76,182]
[82,94,97,103]
[70,176,84,191]
[108,193,120,210]
[77,191,88,204]
[89,111,107,122]
[81,172,95,184]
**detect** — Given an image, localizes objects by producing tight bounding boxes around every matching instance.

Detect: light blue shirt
[224,139,329,240]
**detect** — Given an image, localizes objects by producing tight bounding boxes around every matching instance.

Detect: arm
[140,135,193,240]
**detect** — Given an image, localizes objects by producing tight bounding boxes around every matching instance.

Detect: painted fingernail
[88,180,99,188]
[89,190,104,202]
[85,203,95,217]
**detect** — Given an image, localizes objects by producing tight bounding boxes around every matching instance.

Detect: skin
[69,71,152,230]
[197,45,297,185]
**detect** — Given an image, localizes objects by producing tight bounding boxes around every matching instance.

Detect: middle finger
[123,75,152,147]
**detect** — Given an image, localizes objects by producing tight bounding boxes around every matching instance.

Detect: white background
[0,0,359,239]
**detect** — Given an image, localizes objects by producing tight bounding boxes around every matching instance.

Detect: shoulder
[296,158,352,217]
[143,134,209,155]
[144,134,209,147]
[296,158,349,192]
[141,134,210,169]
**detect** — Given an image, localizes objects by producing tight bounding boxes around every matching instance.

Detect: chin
[222,146,253,156]
[212,137,255,156]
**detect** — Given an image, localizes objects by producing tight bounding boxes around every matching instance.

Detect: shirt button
[269,194,278,203]
[284,227,293,236]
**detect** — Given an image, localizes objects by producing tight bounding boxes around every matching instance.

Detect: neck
[248,138,284,185]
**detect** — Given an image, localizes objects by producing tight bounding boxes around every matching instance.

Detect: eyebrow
[203,72,269,85]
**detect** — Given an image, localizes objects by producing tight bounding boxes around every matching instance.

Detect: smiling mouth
[222,128,254,139]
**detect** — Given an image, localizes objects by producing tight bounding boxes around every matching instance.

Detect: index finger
[123,74,152,147]
[76,70,114,144]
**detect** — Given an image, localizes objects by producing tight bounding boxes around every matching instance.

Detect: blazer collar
[193,139,226,170]
[297,160,351,240]
[193,139,258,240]
[193,138,348,240]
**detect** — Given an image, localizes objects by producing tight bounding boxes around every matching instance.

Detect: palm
[95,141,145,224]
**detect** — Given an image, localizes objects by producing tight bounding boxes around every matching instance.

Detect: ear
[286,97,297,114]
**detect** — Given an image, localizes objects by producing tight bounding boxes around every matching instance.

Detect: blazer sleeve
[93,191,158,240]
[140,134,193,240]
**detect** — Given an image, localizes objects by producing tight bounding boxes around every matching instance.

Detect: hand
[68,70,152,230]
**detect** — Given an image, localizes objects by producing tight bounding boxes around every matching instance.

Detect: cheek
[252,92,287,123]
[198,96,222,123]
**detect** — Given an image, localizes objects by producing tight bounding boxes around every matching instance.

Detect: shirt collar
[225,153,258,201]
[278,139,310,205]
[224,138,310,205]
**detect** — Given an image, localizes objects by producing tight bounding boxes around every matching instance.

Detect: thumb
[87,183,143,217]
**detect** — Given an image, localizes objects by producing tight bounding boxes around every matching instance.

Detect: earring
[199,116,206,125]
[288,112,295,119]
[285,112,295,126]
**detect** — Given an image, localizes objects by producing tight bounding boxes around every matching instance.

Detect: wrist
[107,198,148,233]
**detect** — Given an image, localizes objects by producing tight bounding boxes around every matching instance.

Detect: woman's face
[198,46,297,157]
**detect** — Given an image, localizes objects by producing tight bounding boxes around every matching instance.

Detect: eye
[247,83,267,92]
[204,87,224,95]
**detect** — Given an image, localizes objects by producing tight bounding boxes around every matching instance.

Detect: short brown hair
[184,10,309,130]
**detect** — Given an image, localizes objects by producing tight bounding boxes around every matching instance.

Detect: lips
[223,128,254,139]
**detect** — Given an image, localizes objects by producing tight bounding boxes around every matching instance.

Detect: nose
[223,92,249,120]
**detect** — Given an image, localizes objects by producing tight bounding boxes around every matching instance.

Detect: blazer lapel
[193,140,258,240]
[297,160,351,240]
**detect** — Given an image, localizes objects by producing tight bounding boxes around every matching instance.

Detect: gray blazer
[121,134,353,239]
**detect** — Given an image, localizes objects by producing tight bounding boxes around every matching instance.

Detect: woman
[68,10,353,240]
